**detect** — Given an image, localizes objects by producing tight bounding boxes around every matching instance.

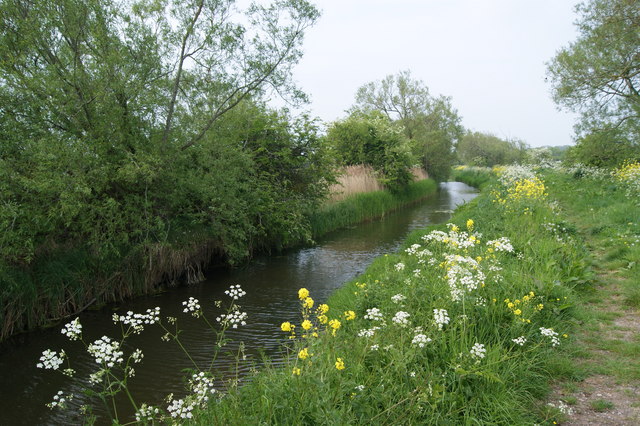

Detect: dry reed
[329,165,429,202]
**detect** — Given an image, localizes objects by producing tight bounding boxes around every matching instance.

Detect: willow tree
[352,70,464,181]
[0,0,320,153]
[0,0,320,262]
[547,0,640,137]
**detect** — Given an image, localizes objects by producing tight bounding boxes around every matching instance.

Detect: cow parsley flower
[433,309,450,330]
[392,311,411,327]
[36,349,65,370]
[182,297,201,318]
[411,334,432,348]
[225,284,246,300]
[470,343,486,359]
[61,318,82,341]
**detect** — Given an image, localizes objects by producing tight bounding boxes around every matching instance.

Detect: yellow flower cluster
[613,160,640,183]
[493,177,548,214]
[504,291,543,323]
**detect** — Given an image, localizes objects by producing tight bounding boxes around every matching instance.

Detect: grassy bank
[188,164,595,424]
[0,173,435,342]
[310,178,438,238]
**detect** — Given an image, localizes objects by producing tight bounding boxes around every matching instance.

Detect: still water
[0,182,477,425]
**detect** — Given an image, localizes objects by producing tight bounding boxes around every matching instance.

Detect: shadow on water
[0,182,477,425]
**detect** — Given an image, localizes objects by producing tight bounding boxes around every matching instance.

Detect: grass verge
[193,165,594,424]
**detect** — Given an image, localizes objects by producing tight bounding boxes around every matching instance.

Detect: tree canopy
[546,0,640,137]
[350,71,464,181]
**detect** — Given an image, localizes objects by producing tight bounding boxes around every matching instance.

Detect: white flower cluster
[89,369,106,384]
[225,284,246,300]
[216,309,247,328]
[189,372,217,404]
[182,297,201,317]
[470,343,486,359]
[540,327,560,346]
[135,403,161,422]
[392,311,411,327]
[391,294,406,304]
[61,318,82,340]
[405,244,422,255]
[357,326,381,338]
[547,400,574,416]
[444,254,486,300]
[394,262,405,271]
[497,164,537,186]
[486,237,514,253]
[411,333,432,348]
[364,307,384,322]
[36,349,65,370]
[87,336,124,368]
[46,391,72,410]
[512,336,527,346]
[131,348,144,363]
[433,309,450,330]
[167,397,195,420]
[113,307,161,333]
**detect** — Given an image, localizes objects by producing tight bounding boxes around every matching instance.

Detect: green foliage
[565,129,640,167]
[457,131,528,167]
[326,111,415,192]
[0,0,333,338]
[546,0,640,139]
[309,179,438,237]
[351,70,464,181]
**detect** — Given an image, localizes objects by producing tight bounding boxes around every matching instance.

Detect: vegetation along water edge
[32,160,640,423]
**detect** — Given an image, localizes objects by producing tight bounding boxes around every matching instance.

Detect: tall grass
[311,179,438,238]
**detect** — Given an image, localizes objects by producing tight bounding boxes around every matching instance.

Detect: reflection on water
[0,182,477,425]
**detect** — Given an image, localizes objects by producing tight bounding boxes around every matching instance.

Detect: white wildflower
[470,343,486,359]
[36,349,65,370]
[224,284,246,300]
[61,318,82,341]
[411,333,432,348]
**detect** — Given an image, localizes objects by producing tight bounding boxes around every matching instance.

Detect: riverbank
[0,174,437,342]
[189,164,600,424]
[311,178,437,238]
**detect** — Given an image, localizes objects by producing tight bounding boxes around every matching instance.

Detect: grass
[310,178,438,238]
[191,164,598,424]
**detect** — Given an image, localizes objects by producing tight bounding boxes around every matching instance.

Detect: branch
[161,0,205,148]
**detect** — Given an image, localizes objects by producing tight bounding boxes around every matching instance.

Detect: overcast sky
[286,0,581,147]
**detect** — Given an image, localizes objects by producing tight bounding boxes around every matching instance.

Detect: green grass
[310,179,438,238]
[193,166,596,424]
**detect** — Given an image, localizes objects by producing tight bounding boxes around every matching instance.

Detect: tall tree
[0,0,320,153]
[352,71,463,180]
[546,0,640,136]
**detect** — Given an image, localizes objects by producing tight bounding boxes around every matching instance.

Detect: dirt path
[548,256,640,424]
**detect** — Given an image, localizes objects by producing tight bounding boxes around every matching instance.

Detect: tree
[326,112,415,192]
[546,0,640,137]
[457,131,528,166]
[352,71,464,181]
[0,0,320,153]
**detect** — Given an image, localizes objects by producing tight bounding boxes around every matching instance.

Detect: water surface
[0,182,477,425]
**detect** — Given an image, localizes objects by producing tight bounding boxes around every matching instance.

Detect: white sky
[287,0,581,147]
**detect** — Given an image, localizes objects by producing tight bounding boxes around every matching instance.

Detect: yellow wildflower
[298,348,310,360]
[281,322,294,332]
[329,319,341,335]
[318,304,329,314]
[292,367,301,376]
[466,219,474,231]
[317,314,328,324]
[298,288,309,300]
[304,297,314,309]
[335,358,345,370]
[301,320,312,330]
[514,309,522,316]
[344,311,356,321]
